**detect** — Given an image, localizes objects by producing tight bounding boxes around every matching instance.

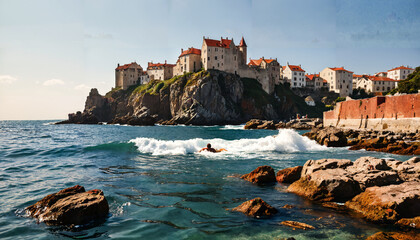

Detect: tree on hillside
[389,66,420,94]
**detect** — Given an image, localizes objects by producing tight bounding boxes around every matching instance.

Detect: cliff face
[62,70,321,125]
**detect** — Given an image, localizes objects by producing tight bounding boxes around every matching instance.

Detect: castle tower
[238,36,247,65]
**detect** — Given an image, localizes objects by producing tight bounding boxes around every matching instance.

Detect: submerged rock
[365,231,420,240]
[276,166,302,184]
[345,182,420,223]
[280,220,315,230]
[241,165,276,184]
[232,197,277,217]
[26,185,109,226]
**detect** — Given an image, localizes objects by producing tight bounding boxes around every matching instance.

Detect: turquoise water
[0,120,412,239]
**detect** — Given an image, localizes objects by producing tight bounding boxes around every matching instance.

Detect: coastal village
[115,35,415,100]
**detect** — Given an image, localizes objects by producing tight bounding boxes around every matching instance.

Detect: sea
[0,120,413,240]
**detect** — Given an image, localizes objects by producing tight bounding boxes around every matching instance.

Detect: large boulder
[241,166,276,184]
[301,159,353,177]
[280,221,315,230]
[396,157,420,182]
[26,185,109,226]
[287,168,361,202]
[276,166,303,183]
[351,170,401,190]
[345,182,420,223]
[304,127,347,147]
[232,197,277,217]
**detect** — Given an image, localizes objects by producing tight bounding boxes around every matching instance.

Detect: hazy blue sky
[1,0,419,120]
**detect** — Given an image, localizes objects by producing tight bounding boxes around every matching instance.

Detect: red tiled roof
[248,58,276,66]
[286,65,305,72]
[330,67,353,73]
[204,38,233,49]
[179,48,201,57]
[305,74,320,81]
[387,66,414,72]
[116,62,139,70]
[353,74,370,78]
[239,37,247,47]
[368,76,398,82]
[147,62,175,70]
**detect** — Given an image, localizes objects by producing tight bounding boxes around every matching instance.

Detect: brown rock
[256,120,277,130]
[282,204,294,209]
[26,185,109,226]
[301,159,353,177]
[366,231,420,240]
[244,119,263,129]
[345,182,420,223]
[280,220,315,230]
[287,168,361,202]
[321,202,348,212]
[276,166,303,183]
[232,197,277,217]
[396,216,420,229]
[241,165,276,184]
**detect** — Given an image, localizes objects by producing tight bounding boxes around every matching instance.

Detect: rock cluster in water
[236,156,420,236]
[26,185,109,226]
[244,118,322,130]
[304,126,420,155]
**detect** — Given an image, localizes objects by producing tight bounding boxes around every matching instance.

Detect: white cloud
[74,84,90,91]
[0,75,17,84]
[43,79,65,86]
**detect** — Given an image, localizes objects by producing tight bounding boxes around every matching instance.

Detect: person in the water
[199,143,226,153]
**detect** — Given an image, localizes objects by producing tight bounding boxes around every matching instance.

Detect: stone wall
[324,93,420,132]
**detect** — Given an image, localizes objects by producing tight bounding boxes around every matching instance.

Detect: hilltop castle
[115,36,415,97]
[115,36,281,94]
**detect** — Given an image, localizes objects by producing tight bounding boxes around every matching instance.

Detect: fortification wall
[323,93,420,132]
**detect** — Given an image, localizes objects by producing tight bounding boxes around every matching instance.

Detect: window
[234,56,236,61]
[218,63,219,67]
[215,56,217,60]
[222,55,223,59]
[294,77,296,80]
[208,57,210,61]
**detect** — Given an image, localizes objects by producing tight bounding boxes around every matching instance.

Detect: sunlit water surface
[0,121,412,239]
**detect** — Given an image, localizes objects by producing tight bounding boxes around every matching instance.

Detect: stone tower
[238,36,247,65]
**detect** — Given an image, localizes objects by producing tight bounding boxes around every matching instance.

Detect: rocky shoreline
[235,156,420,239]
[243,119,420,155]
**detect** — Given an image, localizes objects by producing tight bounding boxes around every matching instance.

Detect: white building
[147,61,175,80]
[320,67,353,97]
[353,75,397,93]
[387,66,414,81]
[281,63,306,88]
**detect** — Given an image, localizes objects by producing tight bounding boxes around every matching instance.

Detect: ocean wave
[84,142,138,153]
[129,129,326,155]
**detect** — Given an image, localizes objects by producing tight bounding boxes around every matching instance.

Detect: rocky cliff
[59,70,324,125]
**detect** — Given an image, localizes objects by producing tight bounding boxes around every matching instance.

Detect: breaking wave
[129,129,326,155]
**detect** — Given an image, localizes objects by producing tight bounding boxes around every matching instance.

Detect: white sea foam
[220,125,245,130]
[129,128,326,155]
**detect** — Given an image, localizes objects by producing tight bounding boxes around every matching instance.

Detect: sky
[0,0,419,120]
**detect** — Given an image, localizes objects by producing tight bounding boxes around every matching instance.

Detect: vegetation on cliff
[389,66,420,94]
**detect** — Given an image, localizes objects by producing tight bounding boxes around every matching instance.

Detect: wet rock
[365,231,420,240]
[276,166,303,184]
[282,204,295,209]
[303,127,347,147]
[232,197,277,217]
[280,220,315,230]
[301,159,353,177]
[348,157,391,172]
[287,168,361,202]
[241,165,276,184]
[26,185,109,226]
[256,120,277,130]
[345,182,420,223]
[321,202,348,212]
[244,119,263,129]
[396,216,420,229]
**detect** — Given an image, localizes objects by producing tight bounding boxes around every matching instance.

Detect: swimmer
[199,143,227,153]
